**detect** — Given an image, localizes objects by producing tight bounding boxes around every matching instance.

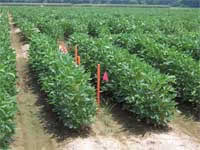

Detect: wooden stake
[77,56,80,65]
[97,64,101,111]
[75,45,78,64]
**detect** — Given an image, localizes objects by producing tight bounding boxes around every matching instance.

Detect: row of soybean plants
[0,11,16,148]
[69,33,177,126]
[24,7,200,61]
[70,8,200,61]
[11,10,97,129]
[84,16,200,110]
[13,8,179,126]
[112,33,200,108]
[52,8,200,111]
[11,7,200,127]
[62,9,199,116]
[61,9,200,109]
[86,13,200,61]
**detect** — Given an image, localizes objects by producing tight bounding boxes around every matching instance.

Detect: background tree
[0,0,200,7]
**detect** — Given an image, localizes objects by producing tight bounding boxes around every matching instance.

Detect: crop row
[152,33,200,61]
[87,18,200,61]
[11,9,177,126]
[68,33,177,126]
[10,7,200,126]
[112,33,200,106]
[10,8,200,61]
[11,11,97,129]
[0,12,16,147]
[36,9,200,109]
[29,33,97,129]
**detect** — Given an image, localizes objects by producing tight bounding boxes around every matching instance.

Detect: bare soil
[9,15,58,150]
[8,15,200,150]
[61,106,200,150]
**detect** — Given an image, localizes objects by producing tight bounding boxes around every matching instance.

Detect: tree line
[0,0,200,7]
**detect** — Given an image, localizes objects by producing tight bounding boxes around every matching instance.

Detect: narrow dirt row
[9,15,58,150]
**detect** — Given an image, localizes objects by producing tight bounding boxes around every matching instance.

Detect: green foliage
[37,20,74,39]
[113,33,200,105]
[106,15,136,34]
[153,33,200,61]
[12,7,97,129]
[29,33,96,129]
[69,33,176,126]
[10,6,200,127]
[0,12,16,148]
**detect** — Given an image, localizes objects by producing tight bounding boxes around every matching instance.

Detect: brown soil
[9,15,58,150]
[61,105,200,150]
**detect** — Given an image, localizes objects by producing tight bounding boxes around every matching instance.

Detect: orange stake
[97,64,101,111]
[75,45,78,64]
[77,56,80,65]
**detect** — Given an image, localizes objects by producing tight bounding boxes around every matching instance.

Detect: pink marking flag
[103,71,109,82]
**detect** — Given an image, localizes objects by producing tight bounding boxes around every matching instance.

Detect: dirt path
[60,106,200,150]
[9,15,58,150]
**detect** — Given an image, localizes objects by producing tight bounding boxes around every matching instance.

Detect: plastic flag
[103,71,109,82]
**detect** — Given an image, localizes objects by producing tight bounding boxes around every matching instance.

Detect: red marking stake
[97,64,101,111]
[77,56,80,65]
